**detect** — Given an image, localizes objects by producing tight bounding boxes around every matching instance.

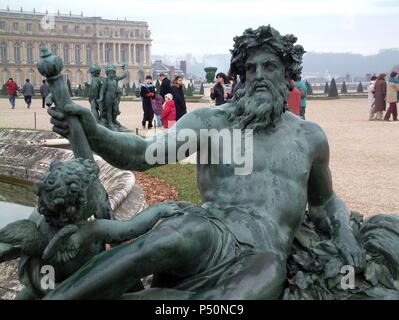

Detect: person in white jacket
[368,75,377,121]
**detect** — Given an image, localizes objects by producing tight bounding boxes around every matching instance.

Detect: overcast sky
[1,0,398,56]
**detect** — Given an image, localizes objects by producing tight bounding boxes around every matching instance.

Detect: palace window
[51,43,58,56]
[121,47,126,63]
[0,21,5,30]
[86,26,91,33]
[13,22,19,31]
[63,25,68,33]
[76,71,81,85]
[2,69,9,84]
[14,42,21,64]
[28,69,35,84]
[75,45,81,64]
[64,44,69,64]
[27,43,33,63]
[63,72,70,84]
[0,42,7,64]
[105,45,110,63]
[134,29,140,38]
[86,46,93,65]
[75,25,80,33]
[135,45,141,64]
[26,23,32,32]
[15,69,21,85]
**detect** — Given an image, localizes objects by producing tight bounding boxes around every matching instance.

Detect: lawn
[146,164,201,205]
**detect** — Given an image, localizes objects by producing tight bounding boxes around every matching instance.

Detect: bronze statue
[97,64,128,132]
[88,64,104,122]
[42,26,399,300]
[0,159,180,299]
[0,159,108,299]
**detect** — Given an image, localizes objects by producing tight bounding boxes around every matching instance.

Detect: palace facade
[0,8,152,88]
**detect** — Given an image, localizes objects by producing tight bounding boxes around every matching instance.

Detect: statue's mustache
[247,80,274,96]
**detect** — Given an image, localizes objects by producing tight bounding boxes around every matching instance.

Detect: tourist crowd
[5,78,50,109]
[368,71,399,121]
[139,73,184,129]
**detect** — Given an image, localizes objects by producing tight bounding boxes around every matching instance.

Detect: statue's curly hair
[89,64,101,75]
[230,25,305,83]
[34,158,99,227]
[105,64,116,75]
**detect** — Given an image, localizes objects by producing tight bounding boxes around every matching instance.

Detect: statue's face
[245,47,285,90]
[229,46,288,131]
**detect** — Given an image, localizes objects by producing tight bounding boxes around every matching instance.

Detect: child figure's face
[38,195,82,228]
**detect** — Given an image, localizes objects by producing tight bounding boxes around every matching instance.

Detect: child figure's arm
[42,202,184,262]
[93,202,184,243]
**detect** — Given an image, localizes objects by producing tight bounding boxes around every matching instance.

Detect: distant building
[0,7,152,88]
[152,60,185,80]
[152,60,171,79]
[179,60,187,77]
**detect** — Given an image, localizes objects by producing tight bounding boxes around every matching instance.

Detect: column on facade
[143,44,147,65]
[9,40,14,64]
[21,41,27,64]
[113,43,116,64]
[133,44,136,65]
[35,41,41,64]
[147,44,151,66]
[102,43,106,65]
[97,42,101,65]
[69,43,74,65]
[82,42,87,65]
[128,44,132,65]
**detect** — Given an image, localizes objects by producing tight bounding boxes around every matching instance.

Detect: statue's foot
[113,120,128,131]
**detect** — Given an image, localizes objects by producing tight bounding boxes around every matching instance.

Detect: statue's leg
[112,103,121,127]
[44,215,213,300]
[192,252,287,300]
[122,252,286,300]
[90,100,100,121]
[106,100,116,130]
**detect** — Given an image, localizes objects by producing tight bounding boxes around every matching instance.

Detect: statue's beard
[228,79,288,132]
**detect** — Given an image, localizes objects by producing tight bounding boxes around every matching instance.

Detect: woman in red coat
[161,93,176,129]
[287,80,301,116]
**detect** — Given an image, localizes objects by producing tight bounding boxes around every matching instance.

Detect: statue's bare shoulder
[284,112,330,162]
[179,104,231,130]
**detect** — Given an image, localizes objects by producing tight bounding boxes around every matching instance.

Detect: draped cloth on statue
[284,212,399,300]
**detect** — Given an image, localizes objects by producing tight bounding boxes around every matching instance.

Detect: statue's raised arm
[37,46,111,219]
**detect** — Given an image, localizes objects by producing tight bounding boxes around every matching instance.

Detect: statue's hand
[334,230,366,272]
[48,103,97,138]
[157,202,185,219]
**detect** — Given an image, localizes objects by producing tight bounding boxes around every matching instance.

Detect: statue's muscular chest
[199,128,312,208]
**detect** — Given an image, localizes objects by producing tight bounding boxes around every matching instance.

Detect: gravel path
[1,97,397,216]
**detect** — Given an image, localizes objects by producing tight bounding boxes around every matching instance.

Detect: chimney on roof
[7,6,9,11]
[69,11,72,16]
[33,8,35,14]
[20,7,23,13]
[58,10,60,16]
[81,12,83,17]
